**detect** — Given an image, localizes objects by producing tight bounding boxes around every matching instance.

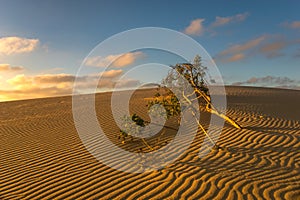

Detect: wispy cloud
[215,36,265,62]
[211,12,249,27]
[259,40,287,58]
[85,52,144,68]
[220,36,266,56]
[0,37,39,55]
[226,53,245,62]
[99,69,123,78]
[184,19,205,36]
[97,78,140,89]
[0,64,24,72]
[184,13,249,36]
[232,76,300,90]
[215,35,300,62]
[282,20,300,29]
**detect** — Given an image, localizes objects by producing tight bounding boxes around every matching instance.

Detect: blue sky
[0,0,299,101]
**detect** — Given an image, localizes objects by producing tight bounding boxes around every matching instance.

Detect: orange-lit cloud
[0,37,39,55]
[259,41,287,58]
[0,64,24,72]
[97,78,141,89]
[7,70,123,86]
[184,19,205,36]
[85,52,144,68]
[100,69,123,78]
[216,36,300,62]
[7,74,33,88]
[7,74,80,90]
[212,12,249,27]
[0,86,73,101]
[220,36,265,56]
[0,69,141,101]
[1,73,74,101]
[226,53,245,62]
[215,36,265,62]
[282,21,300,29]
[184,13,248,36]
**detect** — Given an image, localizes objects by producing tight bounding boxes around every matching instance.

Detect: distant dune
[0,86,299,199]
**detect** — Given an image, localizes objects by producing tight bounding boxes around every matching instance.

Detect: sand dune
[0,86,299,199]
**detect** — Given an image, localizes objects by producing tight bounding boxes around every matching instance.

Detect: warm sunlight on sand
[0,86,299,199]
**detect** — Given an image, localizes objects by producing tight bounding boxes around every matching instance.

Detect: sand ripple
[0,87,299,199]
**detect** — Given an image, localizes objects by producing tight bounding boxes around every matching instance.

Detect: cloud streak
[85,52,144,68]
[215,35,300,62]
[0,64,24,72]
[211,13,249,27]
[215,36,266,62]
[282,21,300,29]
[220,36,266,56]
[259,40,287,58]
[226,53,245,62]
[184,19,205,36]
[0,37,39,55]
[232,76,300,90]
[184,13,249,36]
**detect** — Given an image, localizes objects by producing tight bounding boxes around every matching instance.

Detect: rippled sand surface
[0,86,299,199]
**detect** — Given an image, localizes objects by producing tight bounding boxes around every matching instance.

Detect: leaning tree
[167,55,242,129]
[120,55,242,149]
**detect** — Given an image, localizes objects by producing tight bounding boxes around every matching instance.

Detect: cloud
[85,52,144,68]
[7,74,80,87]
[212,17,231,27]
[43,67,65,73]
[184,13,248,36]
[259,41,287,58]
[0,86,73,101]
[97,78,140,89]
[34,74,80,84]
[100,69,123,78]
[212,12,249,27]
[215,35,299,62]
[232,76,300,90]
[282,21,300,29]
[2,74,74,101]
[226,53,245,62]
[184,19,205,36]
[7,69,123,86]
[85,55,117,67]
[0,37,39,55]
[215,36,266,62]
[220,36,266,56]
[7,74,33,87]
[0,69,141,101]
[0,64,24,72]
[113,79,141,88]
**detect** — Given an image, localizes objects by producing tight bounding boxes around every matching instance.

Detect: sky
[0,0,299,101]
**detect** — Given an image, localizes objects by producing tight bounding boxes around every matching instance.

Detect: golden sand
[0,86,299,199]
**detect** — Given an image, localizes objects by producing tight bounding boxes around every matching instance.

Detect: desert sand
[0,86,299,199]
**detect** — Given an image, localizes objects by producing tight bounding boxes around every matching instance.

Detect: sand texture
[0,86,299,199]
